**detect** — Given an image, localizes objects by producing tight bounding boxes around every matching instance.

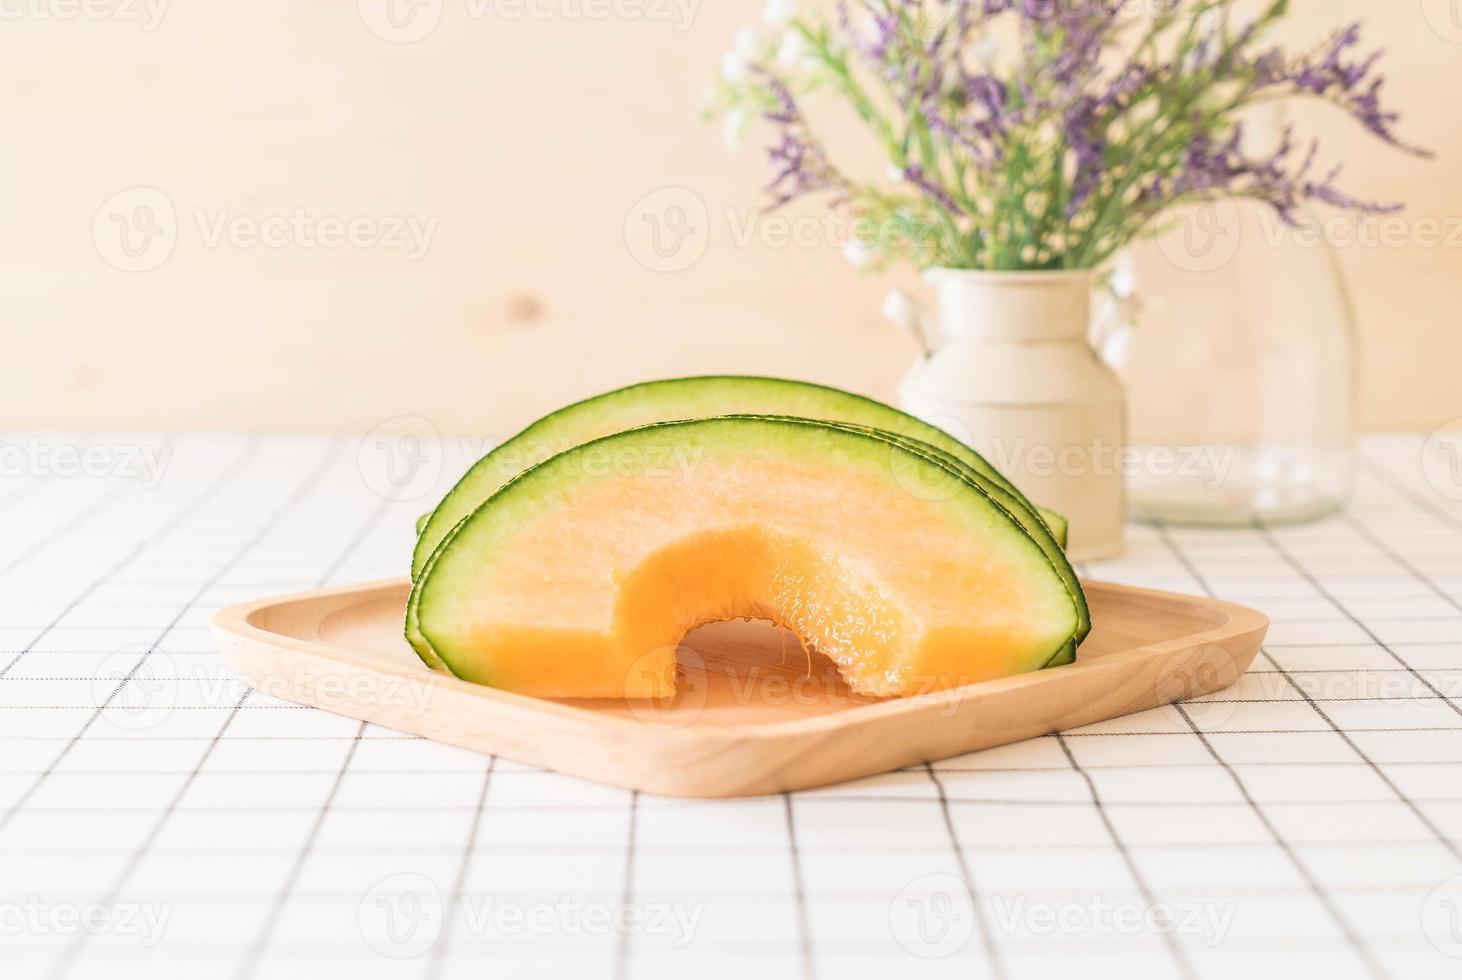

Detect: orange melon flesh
[414,418,1079,699]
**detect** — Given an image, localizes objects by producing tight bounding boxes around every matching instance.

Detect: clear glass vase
[1099,198,1358,527]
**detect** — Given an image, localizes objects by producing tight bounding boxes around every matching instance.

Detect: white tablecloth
[2,433,1460,980]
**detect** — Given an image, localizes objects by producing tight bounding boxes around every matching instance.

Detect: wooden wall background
[2,0,1456,438]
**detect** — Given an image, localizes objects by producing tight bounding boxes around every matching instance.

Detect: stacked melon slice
[406,377,1087,699]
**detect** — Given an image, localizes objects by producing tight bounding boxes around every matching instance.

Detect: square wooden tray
[212,579,1267,798]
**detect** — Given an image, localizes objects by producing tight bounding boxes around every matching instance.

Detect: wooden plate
[213,579,1267,798]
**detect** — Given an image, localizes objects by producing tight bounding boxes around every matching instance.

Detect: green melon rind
[410,376,1068,580]
[1047,509,1069,550]
[409,416,1083,681]
[407,526,454,670]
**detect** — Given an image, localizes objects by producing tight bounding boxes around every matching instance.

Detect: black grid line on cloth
[1171,703,1392,979]
[315,495,394,589]
[0,472,135,579]
[2,759,1462,776]
[426,755,497,980]
[1251,523,1462,861]
[44,688,254,980]
[924,761,1005,979]
[4,838,1456,857]
[18,936,1447,961]
[0,546,149,680]
[8,433,1462,980]
[0,437,262,679]
[612,788,640,980]
[1263,641,1462,648]
[1358,451,1462,535]
[0,936,1447,958]
[48,454,389,978]
[0,470,50,511]
[1054,732,1197,980]
[233,718,368,980]
[0,432,99,515]
[15,793,1462,814]
[784,793,815,980]
[2,882,1446,902]
[1158,525,1392,980]
[1342,508,1462,615]
[0,436,271,837]
[1259,522,1462,722]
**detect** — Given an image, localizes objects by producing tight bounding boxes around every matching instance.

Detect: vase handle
[882,289,936,358]
[1091,263,1141,355]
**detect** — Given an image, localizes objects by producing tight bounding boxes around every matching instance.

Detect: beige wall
[2,0,1457,439]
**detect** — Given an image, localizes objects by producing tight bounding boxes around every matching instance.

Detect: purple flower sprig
[705,0,1428,271]
[762,72,848,209]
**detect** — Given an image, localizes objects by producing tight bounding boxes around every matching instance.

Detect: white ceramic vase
[886,268,1126,560]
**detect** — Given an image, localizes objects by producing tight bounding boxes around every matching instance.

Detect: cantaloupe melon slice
[411,376,1067,581]
[405,416,1089,672]
[411,417,1082,699]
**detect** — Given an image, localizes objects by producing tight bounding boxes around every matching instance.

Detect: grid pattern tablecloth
[2,432,1461,980]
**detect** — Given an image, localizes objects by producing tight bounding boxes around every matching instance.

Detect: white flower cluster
[718,0,814,150]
